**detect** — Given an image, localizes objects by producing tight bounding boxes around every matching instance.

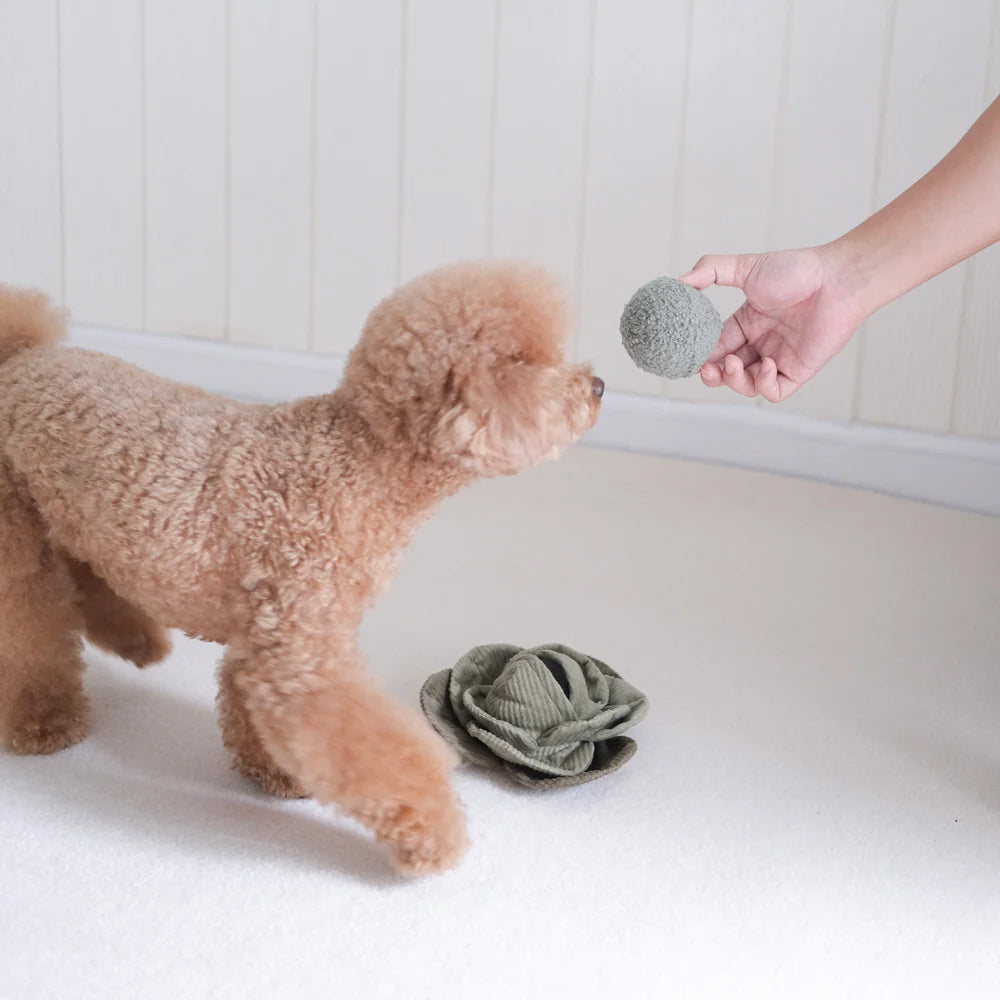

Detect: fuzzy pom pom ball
[620,276,723,379]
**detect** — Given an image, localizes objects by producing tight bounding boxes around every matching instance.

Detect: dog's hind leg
[216,649,307,799]
[0,475,89,754]
[63,556,172,668]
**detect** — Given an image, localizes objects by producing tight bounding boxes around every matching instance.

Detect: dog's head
[341,262,603,477]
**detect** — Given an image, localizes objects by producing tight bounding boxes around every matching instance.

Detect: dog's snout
[591,376,605,399]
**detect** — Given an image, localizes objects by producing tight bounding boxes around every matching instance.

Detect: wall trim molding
[69,324,1000,517]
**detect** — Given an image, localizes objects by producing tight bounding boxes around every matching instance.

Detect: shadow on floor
[4,659,406,887]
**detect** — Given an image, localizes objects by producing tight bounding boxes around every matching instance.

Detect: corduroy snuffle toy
[421,644,649,789]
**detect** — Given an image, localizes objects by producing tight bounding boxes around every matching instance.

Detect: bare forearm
[825,94,1000,317]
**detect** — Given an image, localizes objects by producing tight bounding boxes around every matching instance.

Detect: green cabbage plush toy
[420,644,649,789]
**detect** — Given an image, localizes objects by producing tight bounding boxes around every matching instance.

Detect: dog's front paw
[380,795,469,876]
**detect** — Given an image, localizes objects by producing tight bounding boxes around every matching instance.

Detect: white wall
[1,0,998,439]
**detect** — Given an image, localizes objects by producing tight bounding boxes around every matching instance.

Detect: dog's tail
[0,284,66,366]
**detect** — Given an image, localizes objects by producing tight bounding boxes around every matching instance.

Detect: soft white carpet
[3,447,999,999]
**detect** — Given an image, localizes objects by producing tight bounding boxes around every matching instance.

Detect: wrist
[815,236,883,326]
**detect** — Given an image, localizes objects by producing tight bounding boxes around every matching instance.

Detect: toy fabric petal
[420,643,649,788]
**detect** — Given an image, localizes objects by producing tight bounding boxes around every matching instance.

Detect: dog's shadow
[6,657,404,887]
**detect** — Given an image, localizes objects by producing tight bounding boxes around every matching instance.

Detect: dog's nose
[591,376,605,398]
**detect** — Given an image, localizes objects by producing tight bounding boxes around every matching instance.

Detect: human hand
[679,247,867,401]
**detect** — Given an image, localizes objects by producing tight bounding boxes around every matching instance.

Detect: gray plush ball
[620,276,723,379]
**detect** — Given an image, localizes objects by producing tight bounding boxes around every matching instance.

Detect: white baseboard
[69,324,1000,518]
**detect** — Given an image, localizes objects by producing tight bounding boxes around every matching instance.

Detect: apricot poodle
[0,261,603,874]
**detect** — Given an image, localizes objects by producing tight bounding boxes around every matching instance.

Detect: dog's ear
[434,361,595,477]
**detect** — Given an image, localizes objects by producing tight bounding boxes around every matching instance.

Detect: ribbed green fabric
[420,644,649,789]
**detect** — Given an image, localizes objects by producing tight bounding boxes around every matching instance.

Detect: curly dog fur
[0,261,602,874]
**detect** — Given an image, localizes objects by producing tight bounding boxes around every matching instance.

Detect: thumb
[678,253,763,292]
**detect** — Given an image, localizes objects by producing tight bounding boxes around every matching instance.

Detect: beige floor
[3,445,999,999]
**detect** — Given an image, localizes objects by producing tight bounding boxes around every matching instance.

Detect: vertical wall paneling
[576,0,690,395]
[144,0,227,339]
[398,0,496,281]
[0,0,61,298]
[490,0,592,305]
[2,1,996,439]
[60,0,143,327]
[772,0,893,423]
[666,0,790,404]
[857,0,994,432]
[952,7,1000,439]
[313,0,403,354]
[228,0,314,349]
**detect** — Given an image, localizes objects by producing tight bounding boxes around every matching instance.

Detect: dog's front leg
[231,640,468,876]
[217,648,308,799]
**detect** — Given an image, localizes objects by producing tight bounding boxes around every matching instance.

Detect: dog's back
[0,283,250,469]
[0,283,257,633]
